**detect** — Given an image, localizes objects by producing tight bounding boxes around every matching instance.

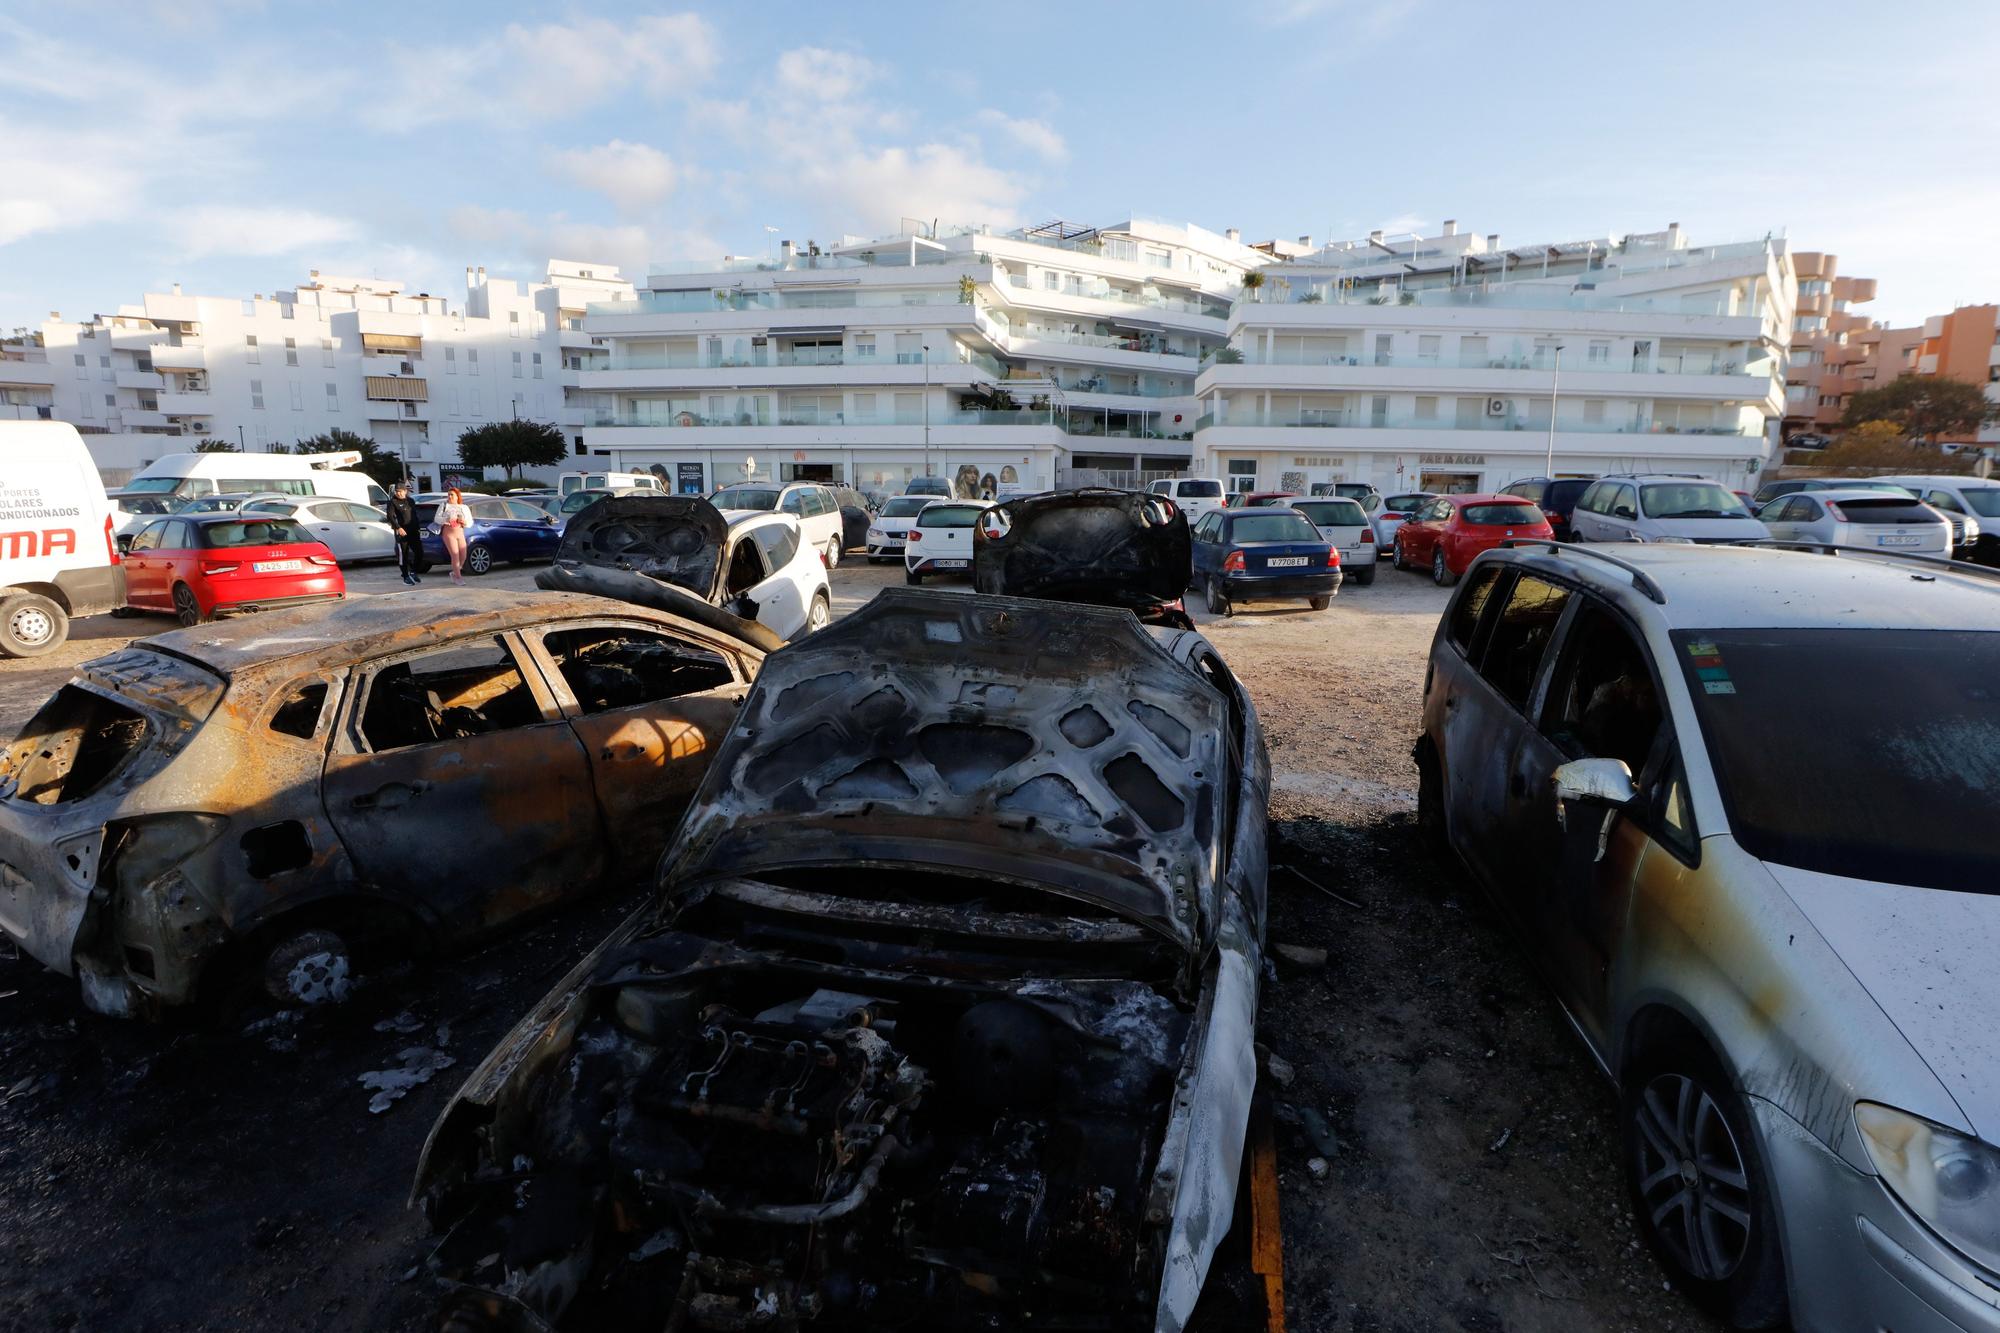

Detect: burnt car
[0,589,768,1017]
[414,588,1270,1332]
[973,487,1195,629]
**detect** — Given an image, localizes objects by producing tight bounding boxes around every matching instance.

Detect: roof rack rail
[1749,541,2000,585]
[1499,538,1668,604]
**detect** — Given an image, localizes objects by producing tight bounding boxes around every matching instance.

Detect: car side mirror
[1552,757,1636,859]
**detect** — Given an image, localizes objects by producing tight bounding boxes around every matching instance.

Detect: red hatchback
[121,514,345,626]
[1391,493,1553,586]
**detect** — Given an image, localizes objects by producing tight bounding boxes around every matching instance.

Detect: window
[99,355,112,380]
[470,388,482,413]
[1541,603,1662,775]
[853,335,875,359]
[359,639,544,752]
[1226,458,1257,494]
[321,338,335,366]
[509,311,521,336]
[284,337,298,366]
[104,393,116,407]
[1587,341,1610,365]
[1459,336,1488,367]
[468,349,479,375]
[722,535,769,596]
[269,681,331,740]
[73,353,86,371]
[126,522,164,552]
[1418,335,1441,363]
[245,335,260,363]
[1446,566,1504,654]
[512,351,523,377]
[751,520,801,572]
[852,392,877,421]
[540,627,733,714]
[1479,575,1572,710]
[445,347,457,374]
[1583,399,1605,424]
[1373,334,1393,366]
[531,352,542,379]
[289,382,304,411]
[1044,270,1060,290]
[325,382,339,409]
[250,378,265,411]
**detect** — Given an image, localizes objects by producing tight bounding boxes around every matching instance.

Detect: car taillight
[309,555,338,567]
[1827,502,1848,521]
[201,562,238,574]
[1326,548,1341,567]
[1222,551,1245,572]
[1360,528,1374,543]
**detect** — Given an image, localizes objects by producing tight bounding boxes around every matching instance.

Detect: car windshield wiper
[1655,509,1735,519]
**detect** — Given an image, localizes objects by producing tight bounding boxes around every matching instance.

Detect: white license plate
[1267,556,1309,567]
[1877,535,1920,547]
[933,559,968,569]
[252,559,303,572]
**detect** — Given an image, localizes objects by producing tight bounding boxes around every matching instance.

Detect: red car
[120,513,345,626]
[1391,493,1554,586]
[1228,490,1300,508]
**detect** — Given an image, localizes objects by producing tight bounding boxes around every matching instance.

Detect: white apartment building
[1197,221,1794,496]
[574,220,1259,496]
[1,260,631,487]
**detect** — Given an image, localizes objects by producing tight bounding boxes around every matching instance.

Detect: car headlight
[1856,1102,2000,1272]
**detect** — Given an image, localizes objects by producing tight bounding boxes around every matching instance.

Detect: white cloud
[167,206,360,258]
[1374,212,1428,236]
[977,110,1068,163]
[447,206,658,279]
[774,47,880,102]
[794,143,1029,234]
[370,13,717,130]
[550,140,679,215]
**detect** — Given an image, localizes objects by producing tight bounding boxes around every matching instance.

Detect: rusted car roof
[139,588,740,682]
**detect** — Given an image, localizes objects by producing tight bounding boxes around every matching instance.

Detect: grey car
[1415,540,2000,1331]
[1757,488,1951,558]
[1571,475,1769,544]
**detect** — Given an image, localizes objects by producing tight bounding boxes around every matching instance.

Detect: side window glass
[1610,486,1636,520]
[1446,566,1505,654]
[1798,499,1821,521]
[129,523,160,552]
[779,490,805,514]
[359,638,542,752]
[1479,575,1572,710]
[1576,483,1602,514]
[724,537,768,595]
[1655,755,1698,860]
[165,520,192,548]
[352,504,386,522]
[269,680,332,740]
[1541,604,1662,774]
[541,627,734,714]
[1929,491,1963,513]
[755,522,800,571]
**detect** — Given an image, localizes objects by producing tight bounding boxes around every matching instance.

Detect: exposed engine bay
[426,876,1194,1331]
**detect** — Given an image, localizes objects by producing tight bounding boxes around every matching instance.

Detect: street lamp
[922,340,932,480]
[1544,344,1565,479]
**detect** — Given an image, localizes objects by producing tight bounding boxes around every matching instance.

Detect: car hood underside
[551,495,728,601]
[973,489,1192,612]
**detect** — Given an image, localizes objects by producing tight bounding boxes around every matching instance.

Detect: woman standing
[437,487,474,584]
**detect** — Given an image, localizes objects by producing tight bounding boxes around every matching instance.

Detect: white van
[1146,476,1228,520]
[559,470,664,496]
[119,451,390,509]
[0,422,125,657]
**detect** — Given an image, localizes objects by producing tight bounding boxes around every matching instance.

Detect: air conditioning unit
[1486,398,1508,417]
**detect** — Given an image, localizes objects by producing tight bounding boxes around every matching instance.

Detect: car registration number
[252,559,303,572]
[1877,535,1920,547]
[1267,556,1309,567]
[933,559,968,569]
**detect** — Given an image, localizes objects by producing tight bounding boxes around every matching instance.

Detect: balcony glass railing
[1237,283,1766,320]
[588,289,979,316]
[1008,326,1200,357]
[589,406,1069,429]
[1192,409,1760,436]
[593,348,1003,376]
[998,280,1229,321]
[1209,351,1774,377]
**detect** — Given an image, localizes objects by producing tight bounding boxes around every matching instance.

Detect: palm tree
[1240,269,1266,302]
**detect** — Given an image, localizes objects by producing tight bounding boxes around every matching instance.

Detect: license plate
[1267,556,1309,567]
[253,559,303,572]
[1877,535,1920,547]
[933,559,968,569]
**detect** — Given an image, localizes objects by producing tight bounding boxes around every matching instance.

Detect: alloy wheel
[1633,1072,1755,1283]
[173,584,202,627]
[466,543,492,575]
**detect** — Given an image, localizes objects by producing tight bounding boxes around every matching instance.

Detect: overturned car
[414,588,1270,1331]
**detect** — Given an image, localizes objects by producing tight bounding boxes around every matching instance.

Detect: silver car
[1416,540,2000,1331]
[1291,496,1379,585]
[1571,475,1769,544]
[240,494,398,563]
[1757,487,1951,558]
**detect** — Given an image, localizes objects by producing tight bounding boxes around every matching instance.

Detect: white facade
[574,220,1259,496]
[1197,221,1794,496]
[1,260,631,488]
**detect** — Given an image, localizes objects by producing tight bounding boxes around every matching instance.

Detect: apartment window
[73,353,86,373]
[1460,336,1488,367]
[1819,394,1839,408]
[284,337,298,367]
[1043,270,1060,291]
[448,388,460,414]
[289,382,304,411]
[853,335,875,359]
[104,393,116,407]
[320,338,334,367]
[241,299,255,316]
[468,349,479,375]
[532,352,542,379]
[99,355,112,381]
[1415,395,1439,421]
[326,382,338,409]
[470,389,482,414]
[852,392,877,422]
[245,335,260,363]
[509,311,520,337]
[1785,384,1809,403]
[1226,459,1258,494]
[1583,399,1606,424]
[1418,335,1441,363]
[893,391,920,422]
[80,396,94,419]
[1587,341,1610,365]
[250,379,265,410]
[1143,248,1171,270]
[512,351,523,377]
[445,347,456,373]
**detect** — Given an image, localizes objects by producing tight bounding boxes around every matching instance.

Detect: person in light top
[436,487,474,585]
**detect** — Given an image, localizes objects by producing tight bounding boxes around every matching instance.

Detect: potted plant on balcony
[1240,270,1265,300]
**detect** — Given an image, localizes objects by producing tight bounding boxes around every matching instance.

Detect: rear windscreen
[1460,503,1544,526]
[1293,500,1367,527]
[1384,494,1431,513]
[1546,480,1592,507]
[0,687,150,805]
[881,497,929,518]
[1175,480,1223,498]
[918,506,981,528]
[1832,498,1939,525]
[201,519,312,548]
[1231,513,1320,543]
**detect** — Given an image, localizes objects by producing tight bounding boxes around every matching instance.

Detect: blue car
[418,496,560,575]
[1189,506,1340,615]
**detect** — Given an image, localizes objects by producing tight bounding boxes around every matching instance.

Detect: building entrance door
[1420,470,1482,494]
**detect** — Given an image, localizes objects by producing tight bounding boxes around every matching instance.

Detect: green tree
[1813,420,1979,474]
[294,427,406,487]
[195,438,236,452]
[456,419,567,479]
[1840,374,1998,443]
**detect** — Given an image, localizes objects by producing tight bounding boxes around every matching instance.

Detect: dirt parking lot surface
[0,558,1716,1331]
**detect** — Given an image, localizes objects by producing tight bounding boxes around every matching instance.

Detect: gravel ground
[0,557,1719,1332]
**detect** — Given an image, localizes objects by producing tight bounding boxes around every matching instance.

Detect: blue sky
[3,0,1996,331]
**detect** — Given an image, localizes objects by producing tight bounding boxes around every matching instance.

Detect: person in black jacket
[385,481,423,585]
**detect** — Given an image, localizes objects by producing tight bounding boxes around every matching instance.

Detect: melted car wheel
[262,928,355,1007]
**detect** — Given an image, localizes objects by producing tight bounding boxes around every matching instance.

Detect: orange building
[1783,252,1880,442]
[1914,304,2000,448]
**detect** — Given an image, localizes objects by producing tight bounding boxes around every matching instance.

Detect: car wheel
[805,591,831,633]
[1432,547,1458,587]
[414,557,434,574]
[1354,565,1377,587]
[0,592,68,658]
[1391,538,1408,571]
[1624,1036,1788,1328]
[1416,747,1446,850]
[905,568,924,585]
[1205,575,1232,617]
[261,927,354,1007]
[1308,594,1332,610]
[171,582,204,627]
[464,542,494,576]
[823,538,841,570]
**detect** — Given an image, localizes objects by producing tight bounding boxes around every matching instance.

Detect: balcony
[155,389,212,415]
[590,406,1066,430]
[1193,408,1761,438]
[117,409,169,428]
[365,375,429,402]
[589,288,976,316]
[0,359,55,388]
[149,342,206,369]
[110,328,166,352]
[116,369,164,390]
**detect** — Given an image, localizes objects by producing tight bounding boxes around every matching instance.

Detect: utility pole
[237,424,246,451]
[922,340,932,479]
[1544,345,1564,479]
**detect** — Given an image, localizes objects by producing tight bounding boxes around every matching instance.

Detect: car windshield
[1176,480,1223,498]
[1640,483,1752,519]
[881,497,929,517]
[713,487,781,511]
[1957,489,2000,518]
[119,477,183,494]
[1231,513,1320,542]
[200,519,311,548]
[116,496,175,514]
[559,490,608,514]
[1460,503,1544,526]
[1293,500,1368,527]
[1384,494,1431,512]
[918,505,982,528]
[1674,628,2000,892]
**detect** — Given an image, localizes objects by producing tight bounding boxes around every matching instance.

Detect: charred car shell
[0,588,767,1018]
[973,488,1195,629]
[415,588,1270,1332]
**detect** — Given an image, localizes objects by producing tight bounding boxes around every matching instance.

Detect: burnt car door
[519,620,752,876]
[322,633,606,937]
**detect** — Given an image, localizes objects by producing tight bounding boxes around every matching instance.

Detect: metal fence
[1055,467,1184,491]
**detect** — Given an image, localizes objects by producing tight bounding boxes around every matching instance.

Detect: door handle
[351,780,429,811]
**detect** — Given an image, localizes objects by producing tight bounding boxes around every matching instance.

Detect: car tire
[805,591,831,633]
[1416,747,1446,851]
[905,569,924,585]
[1354,565,1377,587]
[0,592,69,658]
[1623,1034,1788,1329]
[1205,576,1232,618]
[823,538,841,570]
[414,557,434,575]
[1432,547,1458,587]
[171,582,204,627]
[1308,595,1332,610]
[261,927,354,1007]
[464,542,494,576]
[1391,538,1409,571]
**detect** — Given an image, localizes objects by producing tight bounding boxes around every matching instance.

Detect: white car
[1146,476,1228,521]
[1875,474,2000,562]
[904,499,995,582]
[239,494,397,563]
[865,494,934,562]
[720,512,834,637]
[0,422,124,657]
[1757,487,1951,558]
[1290,496,1379,585]
[710,482,846,569]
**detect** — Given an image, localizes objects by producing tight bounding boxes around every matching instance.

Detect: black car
[972,487,1195,628]
[1498,476,1597,541]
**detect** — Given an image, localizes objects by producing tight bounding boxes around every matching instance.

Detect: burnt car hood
[550,495,727,601]
[659,587,1223,952]
[973,488,1192,611]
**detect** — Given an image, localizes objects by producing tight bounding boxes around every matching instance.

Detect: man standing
[386,481,423,586]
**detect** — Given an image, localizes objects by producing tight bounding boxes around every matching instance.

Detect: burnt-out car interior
[973,488,1195,629]
[416,589,1270,1332]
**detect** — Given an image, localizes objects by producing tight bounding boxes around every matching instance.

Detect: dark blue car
[418,496,560,575]
[1188,506,1339,615]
